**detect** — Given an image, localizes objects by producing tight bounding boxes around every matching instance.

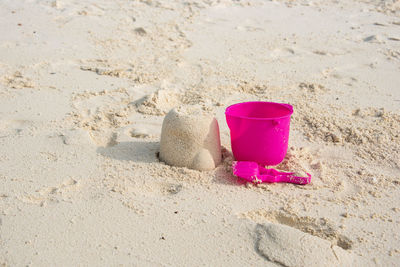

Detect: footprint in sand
[254,223,366,266]
[243,209,353,250]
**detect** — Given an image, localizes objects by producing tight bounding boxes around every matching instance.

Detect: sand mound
[159,105,221,171]
[136,89,182,116]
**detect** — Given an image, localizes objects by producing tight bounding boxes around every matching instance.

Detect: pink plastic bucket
[225,101,293,166]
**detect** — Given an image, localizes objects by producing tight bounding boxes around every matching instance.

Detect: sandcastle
[159,105,222,171]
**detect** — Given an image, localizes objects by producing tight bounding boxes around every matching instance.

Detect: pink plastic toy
[232,161,311,185]
[225,101,293,166]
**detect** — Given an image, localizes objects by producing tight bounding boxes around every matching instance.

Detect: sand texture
[1,0,400,266]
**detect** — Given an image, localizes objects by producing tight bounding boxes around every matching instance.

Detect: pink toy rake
[232,161,311,185]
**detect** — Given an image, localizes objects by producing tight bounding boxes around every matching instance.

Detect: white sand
[1,0,400,266]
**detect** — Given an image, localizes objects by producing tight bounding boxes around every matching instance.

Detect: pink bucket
[225,101,293,166]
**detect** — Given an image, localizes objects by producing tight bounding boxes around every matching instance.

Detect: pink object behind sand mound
[225,101,293,166]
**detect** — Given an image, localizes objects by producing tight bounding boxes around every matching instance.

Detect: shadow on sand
[97,140,159,163]
[97,140,240,185]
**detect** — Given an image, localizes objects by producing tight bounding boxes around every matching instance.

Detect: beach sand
[0,0,399,266]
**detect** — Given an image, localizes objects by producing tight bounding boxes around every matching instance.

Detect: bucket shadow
[97,141,159,163]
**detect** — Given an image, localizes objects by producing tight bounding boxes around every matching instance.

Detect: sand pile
[136,89,182,116]
[159,105,222,171]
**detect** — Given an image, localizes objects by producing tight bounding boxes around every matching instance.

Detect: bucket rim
[225,101,293,120]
